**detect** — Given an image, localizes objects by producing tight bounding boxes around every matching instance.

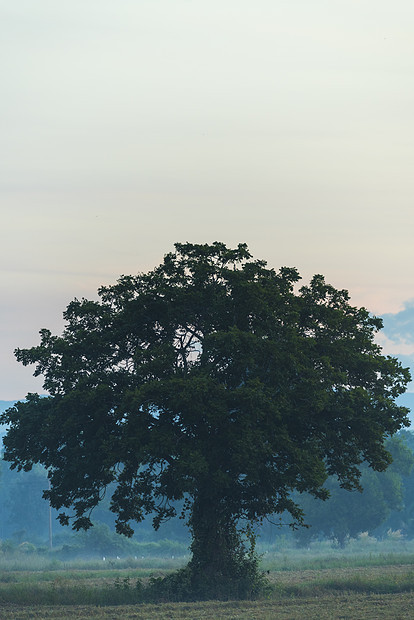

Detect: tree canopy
[1,242,411,597]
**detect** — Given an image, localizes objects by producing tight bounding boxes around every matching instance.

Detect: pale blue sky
[1,1,414,398]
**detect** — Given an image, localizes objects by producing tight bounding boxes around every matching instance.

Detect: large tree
[1,242,411,597]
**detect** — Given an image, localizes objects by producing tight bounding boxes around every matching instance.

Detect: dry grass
[1,593,414,620]
[269,563,414,586]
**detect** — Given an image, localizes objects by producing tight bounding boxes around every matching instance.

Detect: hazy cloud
[379,302,414,391]
[382,302,414,344]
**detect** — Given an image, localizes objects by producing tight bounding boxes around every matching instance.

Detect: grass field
[1,594,414,620]
[0,546,413,619]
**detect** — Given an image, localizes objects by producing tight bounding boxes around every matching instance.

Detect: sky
[1,0,414,399]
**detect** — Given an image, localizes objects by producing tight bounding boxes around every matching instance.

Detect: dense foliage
[1,242,411,597]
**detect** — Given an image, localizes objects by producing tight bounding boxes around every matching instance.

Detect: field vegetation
[0,535,413,618]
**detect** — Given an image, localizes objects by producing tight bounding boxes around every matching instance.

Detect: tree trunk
[190,505,238,576]
[187,494,262,599]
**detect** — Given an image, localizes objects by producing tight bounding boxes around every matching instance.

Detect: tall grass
[258,531,414,572]
[0,567,413,606]
[0,533,414,605]
[0,554,188,573]
[261,551,414,572]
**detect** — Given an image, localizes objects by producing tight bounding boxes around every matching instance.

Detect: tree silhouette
[2,242,410,598]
